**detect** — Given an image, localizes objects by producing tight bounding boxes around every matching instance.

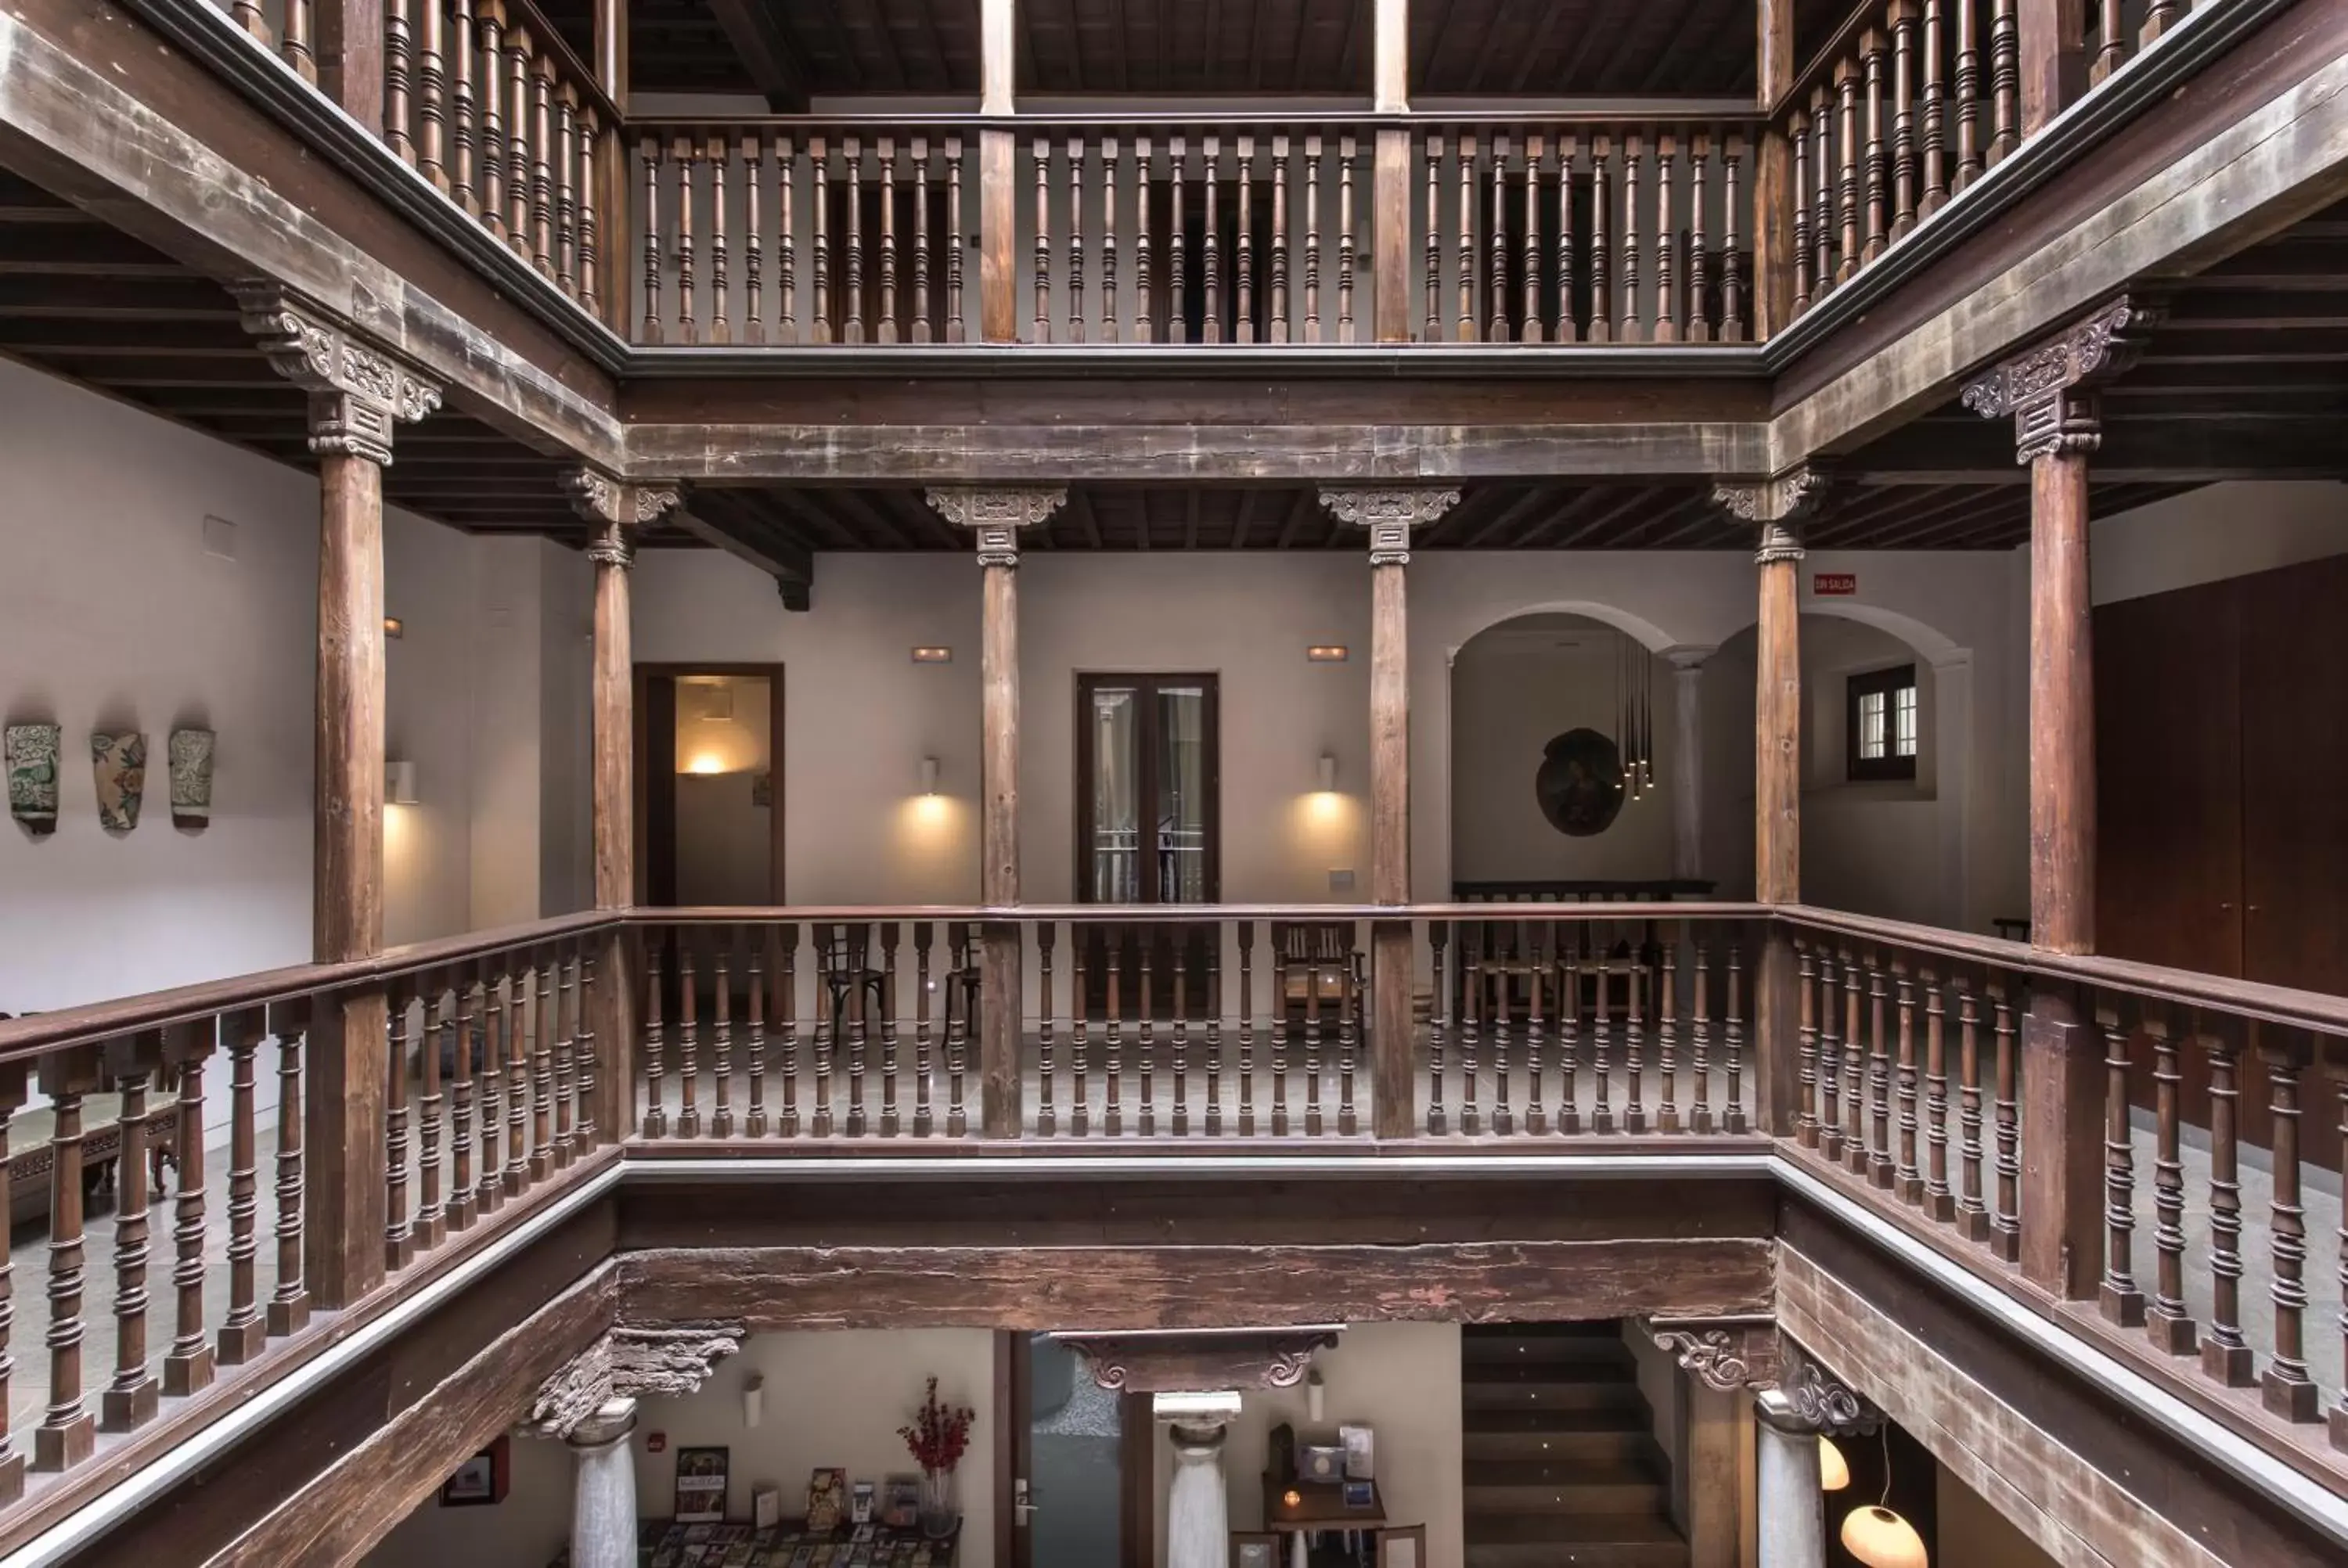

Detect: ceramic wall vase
[90,731,148,832]
[5,722,60,833]
[167,728,216,828]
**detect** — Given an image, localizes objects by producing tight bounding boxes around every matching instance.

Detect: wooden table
[1262,1476,1385,1568]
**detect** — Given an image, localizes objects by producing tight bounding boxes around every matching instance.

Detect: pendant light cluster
[1615,631,1655,800]
[1825,1426,1929,1568]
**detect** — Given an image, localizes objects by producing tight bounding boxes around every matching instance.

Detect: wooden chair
[1273,921,1361,1027]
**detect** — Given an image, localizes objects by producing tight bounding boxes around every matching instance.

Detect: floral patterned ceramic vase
[167,728,216,828]
[5,722,60,833]
[90,731,148,832]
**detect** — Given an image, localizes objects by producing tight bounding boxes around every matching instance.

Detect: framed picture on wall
[675,1446,730,1522]
[438,1435,510,1507]
[1231,1533,1281,1568]
[1378,1524,1427,1568]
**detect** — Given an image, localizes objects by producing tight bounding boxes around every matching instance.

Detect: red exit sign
[1813,572,1858,596]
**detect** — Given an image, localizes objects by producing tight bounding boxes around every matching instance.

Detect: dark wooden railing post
[1371,0,1411,341]
[1963,297,2160,1296]
[1320,487,1458,1137]
[2017,0,2087,136]
[1754,0,1797,336]
[0,1061,23,1504]
[317,0,388,136]
[568,470,681,1139]
[929,487,1069,1135]
[234,287,442,1310]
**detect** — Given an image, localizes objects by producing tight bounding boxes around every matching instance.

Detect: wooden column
[978,0,1016,341]
[2016,0,2087,135]
[318,0,388,135]
[592,0,626,106]
[1321,488,1458,1138]
[1371,0,1410,340]
[567,472,682,1141]
[1753,0,1797,336]
[1964,296,2160,1298]
[927,487,1068,1137]
[238,286,441,1311]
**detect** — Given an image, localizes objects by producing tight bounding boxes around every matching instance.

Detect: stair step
[1469,1458,1663,1487]
[1463,1333,1639,1368]
[1467,1513,1689,1547]
[1464,1357,1637,1386]
[1464,1542,1690,1568]
[1466,1479,1671,1514]
[1464,1405,1650,1435]
[1464,1380,1648,1412]
[1463,1322,1623,1340]
[1463,1429,1657,1465]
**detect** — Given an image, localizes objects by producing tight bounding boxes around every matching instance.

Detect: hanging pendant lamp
[1842,1506,1928,1568]
[1819,1437,1851,1492]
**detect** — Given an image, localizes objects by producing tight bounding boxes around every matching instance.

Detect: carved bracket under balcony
[231,282,442,466]
[1642,1314,1783,1393]
[1777,1344,1882,1436]
[927,487,1068,566]
[1712,466,1829,556]
[1960,295,2164,462]
[524,1321,746,1440]
[1054,1325,1345,1393]
[1318,487,1460,565]
[566,468,684,567]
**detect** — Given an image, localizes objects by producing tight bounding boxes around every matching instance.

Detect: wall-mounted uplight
[386,759,420,806]
[911,646,953,664]
[1318,753,1338,793]
[384,617,405,640]
[1305,645,1349,663]
[920,756,941,796]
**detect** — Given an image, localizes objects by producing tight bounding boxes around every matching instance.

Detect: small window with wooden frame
[1846,664,1919,782]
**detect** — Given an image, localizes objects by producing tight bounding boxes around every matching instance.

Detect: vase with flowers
[899,1376,975,1540]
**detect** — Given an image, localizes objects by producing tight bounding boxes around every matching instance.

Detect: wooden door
[2241,553,2348,995]
[2093,578,2244,976]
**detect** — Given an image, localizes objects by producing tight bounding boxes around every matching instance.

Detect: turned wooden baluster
[1273,940,1299,1136]
[1989,0,2020,161]
[477,968,508,1198]
[1271,135,1292,343]
[1031,137,1051,341]
[710,934,736,1138]
[675,936,704,1142]
[1920,0,1948,214]
[1955,980,1990,1241]
[441,978,479,1233]
[1688,947,1714,1134]
[504,27,531,254]
[1070,928,1091,1136]
[777,925,802,1138]
[505,961,534,1186]
[1104,930,1127,1136]
[845,927,871,1136]
[879,926,903,1137]
[706,135,731,344]
[1794,946,1819,1145]
[1990,986,2022,1261]
[1727,950,1753,1131]
[576,950,600,1152]
[842,136,866,344]
[1139,933,1158,1137]
[2202,1025,2256,1382]
[34,1047,102,1469]
[1133,136,1153,342]
[554,954,582,1163]
[1791,112,1816,315]
[1810,87,1836,293]
[100,1036,160,1433]
[945,925,968,1136]
[1588,137,1613,343]
[1172,935,1193,1136]
[1861,29,1889,261]
[1619,134,1644,341]
[416,980,448,1246]
[1032,923,1052,1136]
[1100,135,1119,343]
[1689,135,1713,341]
[639,136,661,341]
[1457,939,1481,1135]
[385,988,415,1269]
[812,135,834,343]
[286,0,316,77]
[448,0,477,213]
[1923,972,1952,1216]
[416,0,447,189]
[909,137,931,343]
[1514,134,1543,343]
[1424,924,1449,1135]
[528,56,555,276]
[1624,941,1649,1134]
[1306,937,1331,1137]
[1654,134,1678,343]
[1556,135,1579,342]
[1815,953,1843,1156]
[1524,927,1549,1134]
[2098,1003,2146,1322]
[1422,133,1442,341]
[1892,2,1918,238]
[159,1022,214,1398]
[639,943,667,1138]
[1486,135,1509,342]
[670,138,697,343]
[1205,935,1226,1135]
[2142,0,2183,44]
[945,136,966,342]
[1304,134,1323,342]
[1720,135,1746,340]
[740,132,765,341]
[1592,962,1619,1135]
[262,1003,314,1335]
[1453,133,1476,342]
[386,0,416,164]
[1836,57,1864,280]
[1168,135,1188,343]
[1237,924,1258,1135]
[744,936,768,1138]
[1489,937,1511,1137]
[876,137,899,344]
[1954,0,1985,188]
[2145,1010,2196,1353]
[2263,1031,2320,1420]
[779,135,800,344]
[1894,971,1921,1196]
[1204,136,1224,342]
[1842,954,1866,1161]
[0,1063,20,1498]
[478,2,506,241]
[1865,965,1892,1181]
[2091,0,2128,84]
[1237,136,1258,343]
[1065,135,1086,343]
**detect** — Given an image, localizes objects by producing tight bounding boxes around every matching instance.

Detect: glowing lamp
[1819,1437,1851,1492]
[1841,1506,1928,1568]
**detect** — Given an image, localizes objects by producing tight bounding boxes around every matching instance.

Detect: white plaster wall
[1149,1322,1465,1568]
[2090,480,2348,604]
[366,1329,999,1568]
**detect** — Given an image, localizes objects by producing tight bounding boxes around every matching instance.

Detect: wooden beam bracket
[1958,294,2165,461]
[925,485,1069,563]
[232,282,444,464]
[1316,486,1461,563]
[524,1320,747,1440]
[1642,1313,1784,1393]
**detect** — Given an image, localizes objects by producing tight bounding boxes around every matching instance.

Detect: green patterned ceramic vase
[5,722,60,833]
[168,728,215,828]
[91,731,148,832]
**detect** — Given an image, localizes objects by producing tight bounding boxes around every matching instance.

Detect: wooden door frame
[1072,671,1223,904]
[999,1331,1153,1568]
[632,662,787,905]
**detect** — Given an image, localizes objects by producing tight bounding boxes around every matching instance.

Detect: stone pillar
[1666,650,1712,883]
[927,487,1068,1135]
[1165,1419,1232,1568]
[569,1397,640,1568]
[1754,1391,1825,1568]
[1965,297,2160,1299]
[1320,487,1459,1138]
[1712,469,1826,908]
[236,283,441,1313]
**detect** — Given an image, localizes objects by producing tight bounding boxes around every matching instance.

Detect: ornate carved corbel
[1053,1326,1344,1394]
[1644,1314,1784,1393]
[1712,466,1828,566]
[1960,295,2164,463]
[1778,1345,1882,1436]
[926,486,1069,567]
[231,282,442,466]
[1318,487,1461,565]
[565,469,683,567]
[523,1322,746,1440]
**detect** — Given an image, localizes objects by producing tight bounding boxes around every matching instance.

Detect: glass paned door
[1016,1334,1130,1568]
[1077,674,1219,905]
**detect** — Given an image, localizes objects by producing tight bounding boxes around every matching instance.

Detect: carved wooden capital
[1712,467,1829,547]
[1053,1325,1342,1393]
[1644,1314,1782,1393]
[565,471,684,568]
[1777,1347,1882,1436]
[927,487,1068,566]
[523,1322,745,1440]
[1960,295,2163,463]
[231,283,442,466]
[1318,487,1460,565]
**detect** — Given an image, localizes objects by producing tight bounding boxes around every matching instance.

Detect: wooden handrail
[497,0,619,124]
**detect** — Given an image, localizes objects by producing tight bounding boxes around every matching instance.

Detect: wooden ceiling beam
[1853,414,2348,484]
[672,494,817,610]
[700,0,812,110]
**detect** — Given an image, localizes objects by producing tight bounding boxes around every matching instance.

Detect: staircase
[1460,1323,1688,1568]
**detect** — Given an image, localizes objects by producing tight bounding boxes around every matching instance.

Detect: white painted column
[1753,1391,1824,1568]
[569,1397,640,1568]
[1166,1422,1230,1568]
[1668,649,1712,883]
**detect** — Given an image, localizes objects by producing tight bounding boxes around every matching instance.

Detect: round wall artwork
[1535,728,1626,837]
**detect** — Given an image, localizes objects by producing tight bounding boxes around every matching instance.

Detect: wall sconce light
[920,757,941,796]
[1317,753,1338,793]
[1305,1369,1326,1423]
[384,617,405,640]
[911,646,953,664]
[387,759,419,806]
[742,1373,765,1430]
[1305,645,1349,663]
